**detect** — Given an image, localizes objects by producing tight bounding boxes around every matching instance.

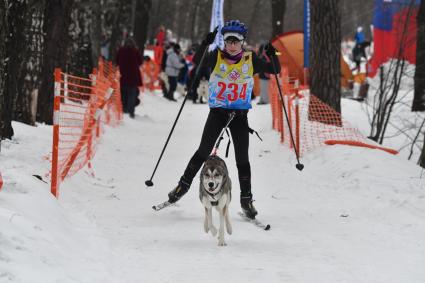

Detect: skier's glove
[202,26,219,45]
[265,42,277,57]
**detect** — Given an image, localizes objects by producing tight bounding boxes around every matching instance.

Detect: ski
[152,201,173,211]
[238,212,271,231]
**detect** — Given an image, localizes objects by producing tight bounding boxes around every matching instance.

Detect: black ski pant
[179,108,252,201]
[167,76,177,100]
[121,86,139,115]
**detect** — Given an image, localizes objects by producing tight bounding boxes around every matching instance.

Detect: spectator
[352,41,370,69]
[165,43,184,101]
[354,26,365,44]
[116,37,143,118]
[351,41,370,101]
[257,43,271,105]
[141,55,159,94]
[155,25,166,47]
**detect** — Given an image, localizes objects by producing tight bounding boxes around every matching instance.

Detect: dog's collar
[206,190,220,198]
[206,190,221,206]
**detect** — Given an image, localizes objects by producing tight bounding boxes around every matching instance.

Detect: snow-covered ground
[1,92,424,283]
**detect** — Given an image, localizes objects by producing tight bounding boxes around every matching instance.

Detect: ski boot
[168,181,189,203]
[241,194,258,219]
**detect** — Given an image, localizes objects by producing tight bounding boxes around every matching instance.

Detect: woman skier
[167,20,280,219]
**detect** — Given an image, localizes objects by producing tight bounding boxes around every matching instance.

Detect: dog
[199,155,232,246]
[197,78,209,104]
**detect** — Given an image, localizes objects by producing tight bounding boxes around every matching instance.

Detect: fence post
[0,172,3,191]
[87,69,97,169]
[294,80,300,156]
[51,68,62,197]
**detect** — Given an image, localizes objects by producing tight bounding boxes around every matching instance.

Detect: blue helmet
[221,20,248,39]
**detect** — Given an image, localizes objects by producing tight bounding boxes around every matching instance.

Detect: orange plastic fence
[269,67,398,156]
[50,58,122,197]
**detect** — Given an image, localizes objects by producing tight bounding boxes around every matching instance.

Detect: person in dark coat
[116,37,143,118]
[352,41,370,70]
[257,43,271,104]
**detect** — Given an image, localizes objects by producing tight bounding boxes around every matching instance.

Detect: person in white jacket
[165,44,184,101]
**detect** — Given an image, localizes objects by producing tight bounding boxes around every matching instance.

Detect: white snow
[1,92,425,283]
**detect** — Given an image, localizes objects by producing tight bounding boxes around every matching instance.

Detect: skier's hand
[202,26,219,45]
[265,42,277,57]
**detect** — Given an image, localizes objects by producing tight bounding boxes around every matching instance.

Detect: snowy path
[2,93,425,283]
[60,94,425,283]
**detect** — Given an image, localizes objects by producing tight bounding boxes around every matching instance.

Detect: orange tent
[271,31,353,87]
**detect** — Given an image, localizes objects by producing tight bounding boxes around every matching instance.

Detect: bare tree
[412,0,425,111]
[369,2,418,144]
[309,0,341,114]
[271,0,286,37]
[37,0,75,124]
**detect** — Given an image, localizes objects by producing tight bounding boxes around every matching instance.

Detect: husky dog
[197,78,209,104]
[199,155,232,246]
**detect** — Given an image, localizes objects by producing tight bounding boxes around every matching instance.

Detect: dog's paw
[226,224,232,235]
[217,239,227,246]
[210,226,217,236]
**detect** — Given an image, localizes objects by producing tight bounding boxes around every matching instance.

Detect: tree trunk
[412,0,425,111]
[271,0,286,37]
[133,0,152,54]
[0,0,13,139]
[309,0,341,114]
[190,1,201,42]
[7,0,28,126]
[67,1,94,76]
[2,0,28,139]
[109,1,126,61]
[14,1,44,126]
[37,0,74,124]
[419,130,425,168]
[90,0,102,67]
[248,0,263,39]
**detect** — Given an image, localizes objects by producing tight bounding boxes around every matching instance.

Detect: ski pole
[268,46,304,171]
[145,46,210,187]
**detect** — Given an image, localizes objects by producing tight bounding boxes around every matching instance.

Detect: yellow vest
[208,50,254,109]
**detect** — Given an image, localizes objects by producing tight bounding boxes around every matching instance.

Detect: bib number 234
[216,82,248,102]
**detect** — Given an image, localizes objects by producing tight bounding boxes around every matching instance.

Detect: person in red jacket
[155,25,166,47]
[116,37,143,118]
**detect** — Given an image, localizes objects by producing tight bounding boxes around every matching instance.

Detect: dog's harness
[211,111,263,158]
[211,111,236,157]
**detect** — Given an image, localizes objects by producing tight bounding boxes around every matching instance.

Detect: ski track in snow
[1,93,425,283]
